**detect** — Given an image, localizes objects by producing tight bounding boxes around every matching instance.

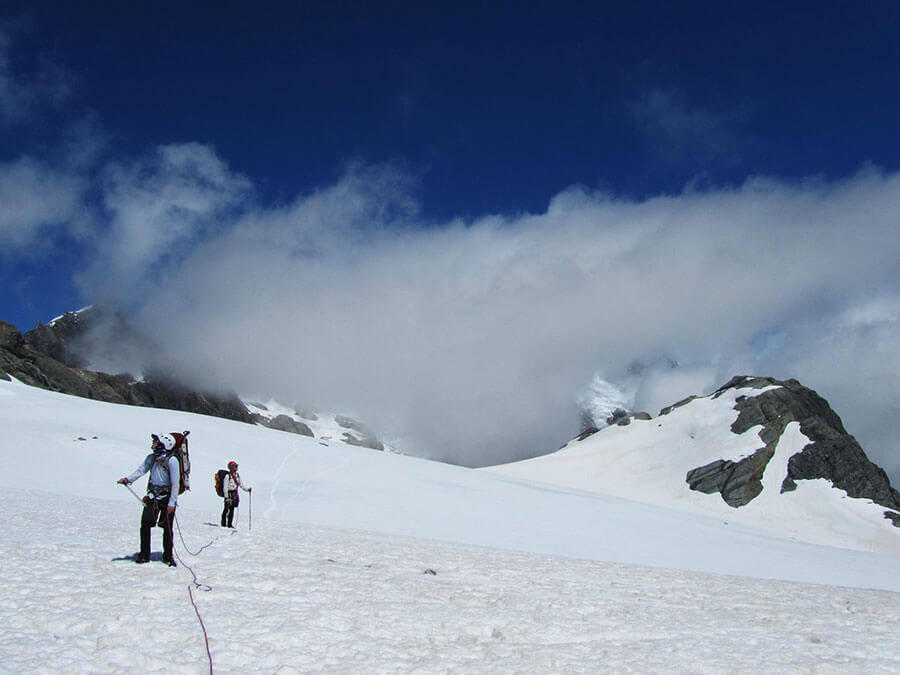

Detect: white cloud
[629,89,747,166]
[78,160,900,477]
[76,143,253,306]
[0,156,86,251]
[0,27,87,255]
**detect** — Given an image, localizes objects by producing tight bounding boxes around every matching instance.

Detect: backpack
[215,469,229,497]
[167,431,192,494]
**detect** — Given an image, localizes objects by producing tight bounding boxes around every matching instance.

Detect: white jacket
[224,470,250,494]
[126,453,180,508]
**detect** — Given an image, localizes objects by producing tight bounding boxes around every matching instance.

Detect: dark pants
[140,497,175,561]
[221,490,238,527]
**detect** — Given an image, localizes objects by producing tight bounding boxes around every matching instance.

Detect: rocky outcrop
[685,376,900,524]
[131,374,255,423]
[341,432,384,451]
[23,312,89,367]
[2,315,385,446]
[0,318,254,424]
[255,414,314,437]
[293,407,319,421]
[336,415,384,450]
[660,395,698,416]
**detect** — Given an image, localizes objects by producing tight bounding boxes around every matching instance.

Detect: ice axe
[120,481,145,505]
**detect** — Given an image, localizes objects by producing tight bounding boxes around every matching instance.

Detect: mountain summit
[685,376,900,520]
[488,376,900,551]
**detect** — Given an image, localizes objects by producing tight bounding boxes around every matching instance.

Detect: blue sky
[2,2,899,328]
[1,2,900,473]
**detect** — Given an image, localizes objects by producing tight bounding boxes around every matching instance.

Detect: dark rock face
[341,432,384,451]
[335,415,384,450]
[293,407,319,421]
[0,320,24,351]
[574,426,600,442]
[1,318,255,424]
[660,395,698,416]
[257,414,314,437]
[685,375,900,524]
[686,453,772,507]
[2,315,385,445]
[606,408,630,426]
[131,375,255,423]
[23,314,87,367]
[336,414,368,433]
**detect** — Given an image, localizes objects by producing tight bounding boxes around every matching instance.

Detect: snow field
[4,377,900,671]
[3,488,900,674]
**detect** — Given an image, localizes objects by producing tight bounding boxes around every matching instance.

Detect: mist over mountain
[39,162,896,475]
[4,308,899,525]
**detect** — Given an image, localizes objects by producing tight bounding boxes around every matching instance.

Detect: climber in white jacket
[221,460,251,528]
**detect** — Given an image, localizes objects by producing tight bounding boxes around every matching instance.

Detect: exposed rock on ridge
[1,318,255,423]
[2,314,388,448]
[684,375,900,524]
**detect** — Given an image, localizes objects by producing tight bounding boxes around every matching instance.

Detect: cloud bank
[50,151,898,474]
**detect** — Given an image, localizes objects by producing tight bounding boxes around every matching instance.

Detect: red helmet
[228,461,238,470]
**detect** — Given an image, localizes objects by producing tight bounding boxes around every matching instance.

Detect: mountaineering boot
[162,557,177,567]
[135,555,150,564]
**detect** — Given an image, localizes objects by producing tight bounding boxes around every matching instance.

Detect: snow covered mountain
[488,376,900,554]
[243,398,396,453]
[2,375,900,671]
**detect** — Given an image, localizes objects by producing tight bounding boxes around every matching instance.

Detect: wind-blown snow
[2,378,899,671]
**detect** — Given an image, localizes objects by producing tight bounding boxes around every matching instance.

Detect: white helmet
[159,433,176,451]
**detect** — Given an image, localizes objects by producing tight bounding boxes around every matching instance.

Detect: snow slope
[486,384,900,556]
[2,377,900,672]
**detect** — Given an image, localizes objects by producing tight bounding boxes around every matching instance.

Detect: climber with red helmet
[117,433,181,566]
[221,459,251,528]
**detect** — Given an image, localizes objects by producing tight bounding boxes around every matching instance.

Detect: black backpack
[215,469,229,497]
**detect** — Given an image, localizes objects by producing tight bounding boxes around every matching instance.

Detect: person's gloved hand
[167,505,175,515]
[249,487,253,492]
[117,477,129,484]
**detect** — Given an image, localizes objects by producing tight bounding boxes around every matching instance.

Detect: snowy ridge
[243,397,400,453]
[486,385,900,555]
[47,305,93,326]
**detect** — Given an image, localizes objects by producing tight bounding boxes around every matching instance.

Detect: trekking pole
[249,490,252,532]
[121,482,145,505]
